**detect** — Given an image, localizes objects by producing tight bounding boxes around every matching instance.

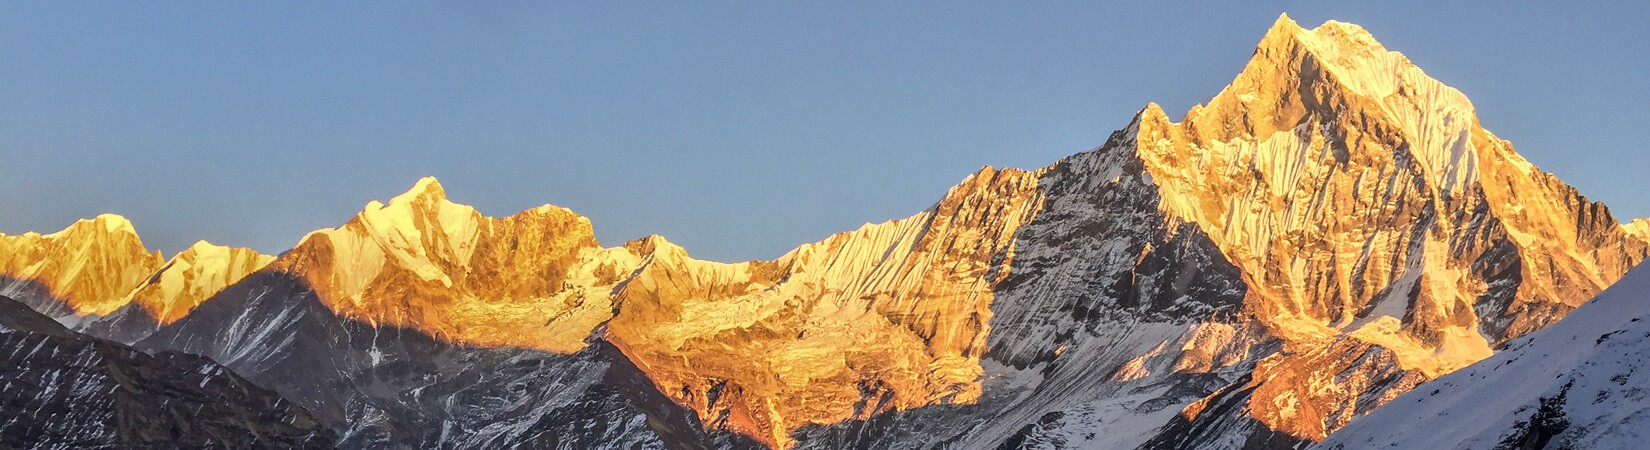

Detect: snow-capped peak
[270,177,617,353]
[38,213,140,239]
[1626,218,1650,243]
[1182,13,1482,197]
[388,176,448,206]
[2,214,164,316]
[94,213,138,235]
[121,240,273,324]
[1119,16,1646,445]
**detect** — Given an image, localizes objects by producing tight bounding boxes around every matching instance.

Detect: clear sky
[3,2,1647,262]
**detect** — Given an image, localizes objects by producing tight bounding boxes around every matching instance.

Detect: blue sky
[3,2,1647,261]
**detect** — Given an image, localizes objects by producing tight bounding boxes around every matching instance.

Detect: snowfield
[1319,263,1650,449]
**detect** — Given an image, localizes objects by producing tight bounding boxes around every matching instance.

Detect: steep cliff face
[77,241,276,344]
[0,215,164,318]
[1140,14,1641,354]
[0,294,335,448]
[4,13,1645,450]
[1626,218,1650,244]
[1115,16,1645,445]
[873,127,1256,450]
[0,215,276,348]
[1317,264,1650,450]
[606,166,1041,448]
[126,240,275,324]
[278,176,629,353]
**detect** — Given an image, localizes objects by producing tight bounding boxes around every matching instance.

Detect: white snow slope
[1317,262,1650,449]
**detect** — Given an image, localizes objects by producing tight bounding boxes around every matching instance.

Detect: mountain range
[2,13,1646,449]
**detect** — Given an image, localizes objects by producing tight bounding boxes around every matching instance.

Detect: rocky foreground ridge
[0,293,334,448]
[1317,263,1650,449]
[1,13,1646,450]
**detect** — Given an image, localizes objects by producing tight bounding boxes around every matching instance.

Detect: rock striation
[2,13,1645,450]
[1,214,164,318]
[0,294,334,448]
[1316,264,1650,449]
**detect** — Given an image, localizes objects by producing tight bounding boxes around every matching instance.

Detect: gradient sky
[3,2,1647,262]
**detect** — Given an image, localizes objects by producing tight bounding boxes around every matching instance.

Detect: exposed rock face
[1316,264,1650,450]
[606,167,1041,448]
[278,177,628,353]
[136,270,718,449]
[0,214,164,317]
[0,215,272,340]
[126,240,274,324]
[124,180,706,448]
[79,241,275,344]
[1113,16,1645,446]
[0,294,334,449]
[1626,218,1650,244]
[3,13,1645,450]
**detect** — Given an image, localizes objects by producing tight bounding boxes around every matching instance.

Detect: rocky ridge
[1626,218,1650,244]
[1316,263,1650,449]
[1,214,164,318]
[2,13,1645,450]
[0,215,272,332]
[0,293,335,448]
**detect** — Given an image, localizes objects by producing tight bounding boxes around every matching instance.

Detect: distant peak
[1140,102,1169,119]
[180,240,257,257]
[185,240,221,252]
[625,234,688,259]
[1265,12,1303,38]
[1253,14,1388,63]
[1308,19,1386,52]
[389,176,448,206]
[41,213,139,239]
[93,214,137,234]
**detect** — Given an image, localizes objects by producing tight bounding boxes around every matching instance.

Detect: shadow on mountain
[0,293,336,448]
[136,269,761,449]
[765,141,1275,448]
[1137,372,1310,450]
[0,275,79,319]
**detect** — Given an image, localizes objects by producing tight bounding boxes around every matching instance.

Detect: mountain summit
[276,175,630,352]
[2,15,1645,450]
[1,216,270,327]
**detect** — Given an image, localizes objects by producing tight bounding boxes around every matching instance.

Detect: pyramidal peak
[360,176,469,235]
[36,213,141,239]
[387,175,448,205]
[1213,13,1474,124]
[1158,13,1484,201]
[1254,13,1413,94]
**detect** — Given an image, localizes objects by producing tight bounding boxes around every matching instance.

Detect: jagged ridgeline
[2,13,1645,450]
[0,294,335,448]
